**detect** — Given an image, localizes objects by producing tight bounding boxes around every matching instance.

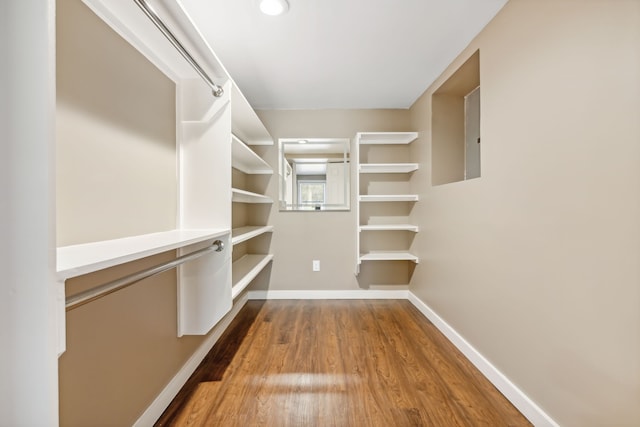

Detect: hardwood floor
[155,300,531,426]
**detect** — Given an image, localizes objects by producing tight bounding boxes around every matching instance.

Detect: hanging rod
[133,0,224,97]
[65,240,225,311]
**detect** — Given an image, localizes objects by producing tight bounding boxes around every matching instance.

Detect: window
[298,181,326,205]
[432,50,480,185]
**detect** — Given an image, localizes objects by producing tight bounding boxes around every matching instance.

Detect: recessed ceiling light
[259,0,289,16]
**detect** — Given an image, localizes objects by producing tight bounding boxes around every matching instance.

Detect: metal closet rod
[65,240,225,311]
[133,0,224,97]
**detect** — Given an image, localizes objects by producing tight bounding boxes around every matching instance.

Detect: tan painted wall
[254,109,414,290]
[431,94,465,185]
[409,1,640,425]
[59,253,205,426]
[56,0,176,246]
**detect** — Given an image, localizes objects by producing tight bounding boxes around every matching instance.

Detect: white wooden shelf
[231,85,273,146]
[232,254,274,299]
[359,224,419,232]
[359,252,419,263]
[355,131,420,276]
[231,226,274,245]
[360,163,419,174]
[232,134,273,175]
[57,229,229,280]
[232,188,273,204]
[359,194,419,202]
[357,132,418,145]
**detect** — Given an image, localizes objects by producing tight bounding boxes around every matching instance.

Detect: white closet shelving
[355,132,420,274]
[57,229,228,280]
[232,225,274,245]
[359,224,419,232]
[359,252,419,262]
[232,134,273,174]
[231,188,274,204]
[359,163,419,174]
[231,254,274,299]
[230,133,274,300]
[56,0,276,351]
[359,194,419,202]
[358,133,418,145]
[231,85,273,146]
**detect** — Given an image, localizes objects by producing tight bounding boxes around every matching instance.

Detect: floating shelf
[232,254,274,299]
[360,163,419,174]
[359,252,419,263]
[359,224,419,232]
[232,188,273,204]
[57,229,229,280]
[357,132,418,145]
[231,226,274,245]
[232,134,273,175]
[359,194,419,202]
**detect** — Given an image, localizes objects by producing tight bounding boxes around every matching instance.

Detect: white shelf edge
[359,163,419,174]
[231,188,273,204]
[57,229,230,280]
[359,252,419,263]
[357,132,418,145]
[232,254,274,299]
[359,224,419,232]
[231,226,274,246]
[231,134,273,175]
[359,194,419,202]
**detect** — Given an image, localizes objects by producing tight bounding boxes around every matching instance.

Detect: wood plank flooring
[155,300,531,426]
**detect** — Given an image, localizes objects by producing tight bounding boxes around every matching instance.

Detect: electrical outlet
[312,260,320,272]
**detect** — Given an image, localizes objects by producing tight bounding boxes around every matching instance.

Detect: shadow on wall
[356,261,416,288]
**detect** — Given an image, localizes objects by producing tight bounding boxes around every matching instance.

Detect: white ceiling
[180,0,507,110]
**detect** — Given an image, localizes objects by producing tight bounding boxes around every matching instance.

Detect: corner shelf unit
[355,132,420,274]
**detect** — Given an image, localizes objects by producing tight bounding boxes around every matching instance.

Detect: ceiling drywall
[180,0,508,110]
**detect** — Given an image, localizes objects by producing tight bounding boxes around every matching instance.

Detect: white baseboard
[407,292,559,427]
[133,292,249,427]
[248,289,410,300]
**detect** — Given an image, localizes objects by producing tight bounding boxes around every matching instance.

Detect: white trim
[133,292,249,427]
[248,289,409,300]
[407,292,559,427]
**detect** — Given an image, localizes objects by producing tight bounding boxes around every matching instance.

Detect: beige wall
[254,109,414,290]
[409,1,640,425]
[56,0,176,246]
[59,253,204,426]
